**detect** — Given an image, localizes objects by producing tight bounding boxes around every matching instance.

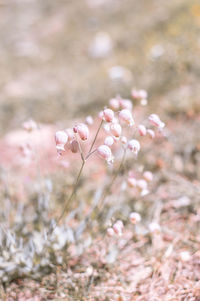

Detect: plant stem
[56,160,85,226]
[88,119,103,153]
[98,147,127,211]
[49,119,103,234]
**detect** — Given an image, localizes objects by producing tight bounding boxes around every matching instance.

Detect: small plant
[0,89,166,284]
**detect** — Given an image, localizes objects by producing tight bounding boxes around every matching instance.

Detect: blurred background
[0,0,200,134]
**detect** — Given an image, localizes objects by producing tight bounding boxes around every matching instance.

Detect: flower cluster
[55,91,165,164]
[54,89,166,226]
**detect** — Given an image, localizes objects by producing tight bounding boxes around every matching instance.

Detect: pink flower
[109,98,120,110]
[107,227,115,237]
[110,123,122,138]
[70,140,79,153]
[131,89,147,100]
[119,109,134,126]
[55,131,68,152]
[103,108,114,123]
[149,222,161,234]
[119,99,133,111]
[85,116,94,125]
[127,177,137,188]
[143,171,153,182]
[77,123,89,141]
[136,179,148,191]
[113,220,124,236]
[147,129,155,139]
[148,114,165,128]
[129,212,141,224]
[97,145,113,163]
[138,124,147,136]
[104,136,114,147]
[128,139,140,155]
[22,119,38,132]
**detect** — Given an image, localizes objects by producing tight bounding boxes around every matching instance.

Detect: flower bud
[104,136,114,147]
[143,171,153,182]
[119,109,134,126]
[77,123,89,141]
[149,222,161,234]
[131,89,147,100]
[103,108,114,123]
[129,212,141,224]
[119,99,133,111]
[107,227,115,237]
[128,139,140,155]
[138,124,147,136]
[70,140,79,153]
[97,145,113,163]
[127,177,137,188]
[109,98,120,110]
[148,114,165,128]
[147,129,155,139]
[110,123,122,138]
[23,119,38,132]
[55,131,68,152]
[136,179,147,191]
[113,220,124,236]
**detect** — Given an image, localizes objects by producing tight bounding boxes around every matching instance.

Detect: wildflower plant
[0,88,166,283]
[53,89,166,236]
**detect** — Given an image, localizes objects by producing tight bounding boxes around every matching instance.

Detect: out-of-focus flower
[104,136,114,147]
[109,98,120,111]
[129,212,141,224]
[148,114,165,128]
[107,227,115,237]
[22,119,38,132]
[119,99,133,111]
[77,123,89,141]
[89,32,112,58]
[103,108,114,123]
[147,129,155,139]
[113,220,124,236]
[137,179,148,191]
[110,123,122,138]
[143,171,153,182]
[119,109,134,126]
[138,124,147,136]
[128,139,140,155]
[55,131,68,152]
[127,177,137,188]
[85,116,94,126]
[149,222,161,234]
[70,140,79,153]
[131,89,148,100]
